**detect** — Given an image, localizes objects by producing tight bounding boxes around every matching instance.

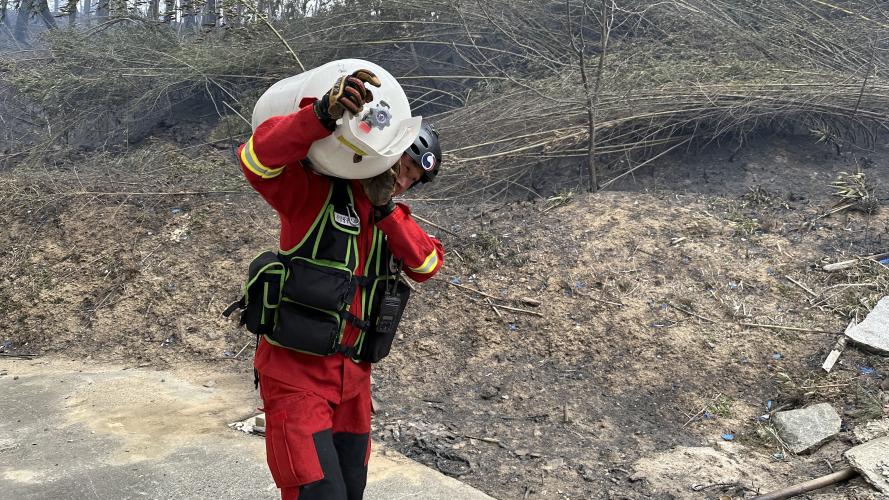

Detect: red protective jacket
[239,103,444,404]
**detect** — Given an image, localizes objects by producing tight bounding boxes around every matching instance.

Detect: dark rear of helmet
[405,124,441,184]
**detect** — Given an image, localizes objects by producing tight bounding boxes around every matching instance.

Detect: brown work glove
[361,164,398,208]
[313,69,382,131]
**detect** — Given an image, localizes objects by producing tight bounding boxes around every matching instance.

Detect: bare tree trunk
[163,0,174,22]
[587,0,613,192]
[82,0,90,26]
[65,0,76,26]
[0,0,8,26]
[202,0,215,27]
[232,0,242,26]
[182,0,194,28]
[95,0,108,19]
[35,0,56,28]
[14,0,32,41]
[568,0,612,192]
[148,0,158,20]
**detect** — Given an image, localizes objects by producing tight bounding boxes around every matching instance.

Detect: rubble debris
[844,436,889,495]
[853,419,889,444]
[229,414,265,435]
[773,403,841,454]
[845,296,889,355]
[822,252,889,272]
[821,336,847,373]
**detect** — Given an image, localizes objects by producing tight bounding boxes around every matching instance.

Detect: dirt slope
[2,131,888,499]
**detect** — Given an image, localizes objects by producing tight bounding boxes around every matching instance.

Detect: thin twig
[240,1,305,71]
[784,275,819,298]
[411,214,460,237]
[738,322,838,335]
[683,393,723,427]
[668,302,717,323]
[493,303,544,317]
[486,298,503,319]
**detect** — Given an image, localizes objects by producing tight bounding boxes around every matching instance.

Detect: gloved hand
[361,164,398,208]
[313,69,382,131]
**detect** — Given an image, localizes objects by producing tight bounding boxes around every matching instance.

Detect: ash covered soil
[2,129,889,499]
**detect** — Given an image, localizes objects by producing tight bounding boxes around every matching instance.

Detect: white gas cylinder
[251,59,422,179]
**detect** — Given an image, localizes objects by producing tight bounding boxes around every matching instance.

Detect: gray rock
[844,436,889,494]
[854,419,889,444]
[773,403,841,454]
[845,296,889,354]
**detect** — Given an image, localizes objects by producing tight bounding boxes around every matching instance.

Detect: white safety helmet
[251,59,422,179]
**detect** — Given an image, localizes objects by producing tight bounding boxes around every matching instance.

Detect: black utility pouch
[271,300,341,355]
[225,251,286,336]
[361,279,411,363]
[283,258,353,311]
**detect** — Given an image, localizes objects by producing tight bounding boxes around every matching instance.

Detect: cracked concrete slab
[772,403,841,454]
[845,296,889,354]
[0,358,492,500]
[844,436,889,495]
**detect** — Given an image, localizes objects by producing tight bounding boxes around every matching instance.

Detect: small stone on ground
[853,419,889,444]
[844,436,889,494]
[845,296,889,354]
[773,403,841,454]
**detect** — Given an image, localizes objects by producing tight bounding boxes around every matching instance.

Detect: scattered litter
[450,276,462,285]
[822,335,848,373]
[766,400,773,411]
[823,251,889,272]
[859,366,876,376]
[229,414,266,436]
[721,433,734,441]
[772,352,782,360]
[171,208,182,214]
[507,323,517,331]
[728,281,738,290]
[880,258,889,265]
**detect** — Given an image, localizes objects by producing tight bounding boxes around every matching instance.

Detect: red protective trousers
[239,102,443,500]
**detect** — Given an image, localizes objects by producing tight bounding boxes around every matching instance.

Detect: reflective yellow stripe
[241,136,284,179]
[409,250,438,274]
[336,136,368,156]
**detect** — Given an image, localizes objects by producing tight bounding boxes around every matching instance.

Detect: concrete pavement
[0,357,493,500]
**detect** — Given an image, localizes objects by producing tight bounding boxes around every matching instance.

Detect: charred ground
[2,123,888,498]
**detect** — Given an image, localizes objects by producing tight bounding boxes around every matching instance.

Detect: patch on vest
[334,209,360,228]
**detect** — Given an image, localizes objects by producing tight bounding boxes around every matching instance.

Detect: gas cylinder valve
[363,101,392,131]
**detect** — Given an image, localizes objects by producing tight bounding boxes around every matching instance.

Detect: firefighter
[238,68,444,500]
